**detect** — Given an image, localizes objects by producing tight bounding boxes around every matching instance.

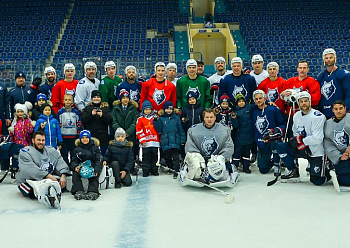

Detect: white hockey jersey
[250,70,269,86]
[292,108,326,157]
[74,77,101,111]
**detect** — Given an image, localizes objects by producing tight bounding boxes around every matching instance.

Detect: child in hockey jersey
[231,94,257,173]
[34,103,63,149]
[70,130,102,200]
[31,93,57,121]
[8,102,35,146]
[180,94,204,133]
[103,128,133,188]
[57,93,82,165]
[214,94,233,128]
[154,101,186,178]
[136,100,160,177]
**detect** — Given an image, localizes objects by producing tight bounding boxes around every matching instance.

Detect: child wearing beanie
[136,100,160,177]
[103,128,134,188]
[214,93,233,127]
[180,93,204,133]
[70,130,102,200]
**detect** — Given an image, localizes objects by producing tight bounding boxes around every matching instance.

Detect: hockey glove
[262,129,274,143]
[288,135,312,156]
[30,77,42,90]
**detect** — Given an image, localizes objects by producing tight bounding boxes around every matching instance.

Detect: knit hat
[15,71,26,80]
[235,93,246,104]
[220,94,230,103]
[91,90,102,99]
[142,100,152,111]
[36,93,47,103]
[115,128,126,139]
[40,103,52,114]
[80,130,91,142]
[14,103,28,115]
[187,93,198,102]
[164,101,173,110]
[119,89,129,98]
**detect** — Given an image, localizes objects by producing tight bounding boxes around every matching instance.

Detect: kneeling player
[276,92,330,185]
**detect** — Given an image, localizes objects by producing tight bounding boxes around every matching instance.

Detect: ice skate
[281,168,300,183]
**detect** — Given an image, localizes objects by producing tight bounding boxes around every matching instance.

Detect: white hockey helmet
[104,61,116,71]
[186,59,197,68]
[125,65,137,75]
[64,63,75,73]
[44,66,56,75]
[154,62,166,72]
[230,57,243,67]
[214,56,226,65]
[267,62,279,71]
[297,91,311,103]
[165,62,177,72]
[322,48,336,58]
[251,54,264,64]
[252,89,266,99]
[84,61,97,71]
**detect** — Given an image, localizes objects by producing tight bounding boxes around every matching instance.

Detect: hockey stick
[0,170,9,183]
[160,164,234,204]
[329,169,340,193]
[135,147,142,186]
[267,105,293,186]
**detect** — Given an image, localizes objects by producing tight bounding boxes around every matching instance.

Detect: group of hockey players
[0,47,350,209]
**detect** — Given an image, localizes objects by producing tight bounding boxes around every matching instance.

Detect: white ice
[1,159,350,248]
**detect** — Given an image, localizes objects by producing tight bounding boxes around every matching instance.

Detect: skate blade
[281,177,301,183]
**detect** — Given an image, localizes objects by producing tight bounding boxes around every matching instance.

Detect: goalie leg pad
[26,179,62,209]
[184,152,206,179]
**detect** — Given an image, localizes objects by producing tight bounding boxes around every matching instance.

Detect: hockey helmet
[64,63,75,73]
[230,57,243,67]
[104,61,116,71]
[322,48,336,58]
[297,91,311,103]
[251,54,264,65]
[44,66,56,75]
[186,59,197,68]
[267,62,279,71]
[154,62,166,72]
[165,62,177,72]
[84,61,97,71]
[214,56,226,65]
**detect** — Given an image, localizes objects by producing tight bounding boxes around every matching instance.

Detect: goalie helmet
[230,57,243,67]
[252,89,266,99]
[104,61,116,71]
[322,48,336,58]
[186,59,197,68]
[214,56,226,65]
[64,63,75,73]
[251,54,264,64]
[267,62,279,71]
[165,62,177,72]
[154,62,165,72]
[84,61,97,71]
[44,66,56,75]
[297,91,311,103]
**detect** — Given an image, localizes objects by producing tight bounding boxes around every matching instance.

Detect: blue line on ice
[115,177,151,248]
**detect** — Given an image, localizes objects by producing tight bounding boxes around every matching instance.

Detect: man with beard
[16,131,70,209]
[139,62,176,112]
[99,61,122,108]
[75,61,101,111]
[40,66,57,100]
[317,48,350,119]
[276,91,330,185]
[250,54,269,87]
[116,65,142,105]
[177,59,212,110]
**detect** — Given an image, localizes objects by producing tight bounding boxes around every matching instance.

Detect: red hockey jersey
[258,77,286,113]
[136,115,160,147]
[51,79,79,114]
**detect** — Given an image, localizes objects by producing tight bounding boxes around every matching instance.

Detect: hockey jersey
[317,68,350,119]
[75,77,101,111]
[324,114,350,165]
[99,75,122,107]
[139,78,176,112]
[292,108,326,157]
[51,79,79,114]
[116,80,142,104]
[258,77,286,113]
[136,113,160,148]
[56,107,82,138]
[40,82,55,100]
[250,70,269,86]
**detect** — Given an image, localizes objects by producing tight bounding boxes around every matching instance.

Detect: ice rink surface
[1,159,350,248]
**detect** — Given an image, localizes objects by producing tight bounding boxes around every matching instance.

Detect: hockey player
[250,54,269,87]
[16,131,69,209]
[41,66,56,100]
[116,65,142,104]
[218,57,257,107]
[252,90,286,174]
[324,100,350,186]
[75,61,101,111]
[177,59,212,110]
[258,62,286,113]
[139,62,176,113]
[276,91,330,185]
[51,63,79,114]
[165,62,179,86]
[99,61,122,108]
[317,48,350,119]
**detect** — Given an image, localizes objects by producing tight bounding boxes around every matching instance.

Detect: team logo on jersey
[267,88,279,102]
[321,80,336,100]
[201,137,218,156]
[186,86,201,100]
[101,79,105,85]
[232,85,247,98]
[255,115,269,134]
[27,90,32,94]
[153,88,166,105]
[62,118,75,129]
[40,158,54,174]
[334,129,349,147]
[65,89,75,98]
[293,86,303,93]
[295,126,307,137]
[130,89,139,101]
